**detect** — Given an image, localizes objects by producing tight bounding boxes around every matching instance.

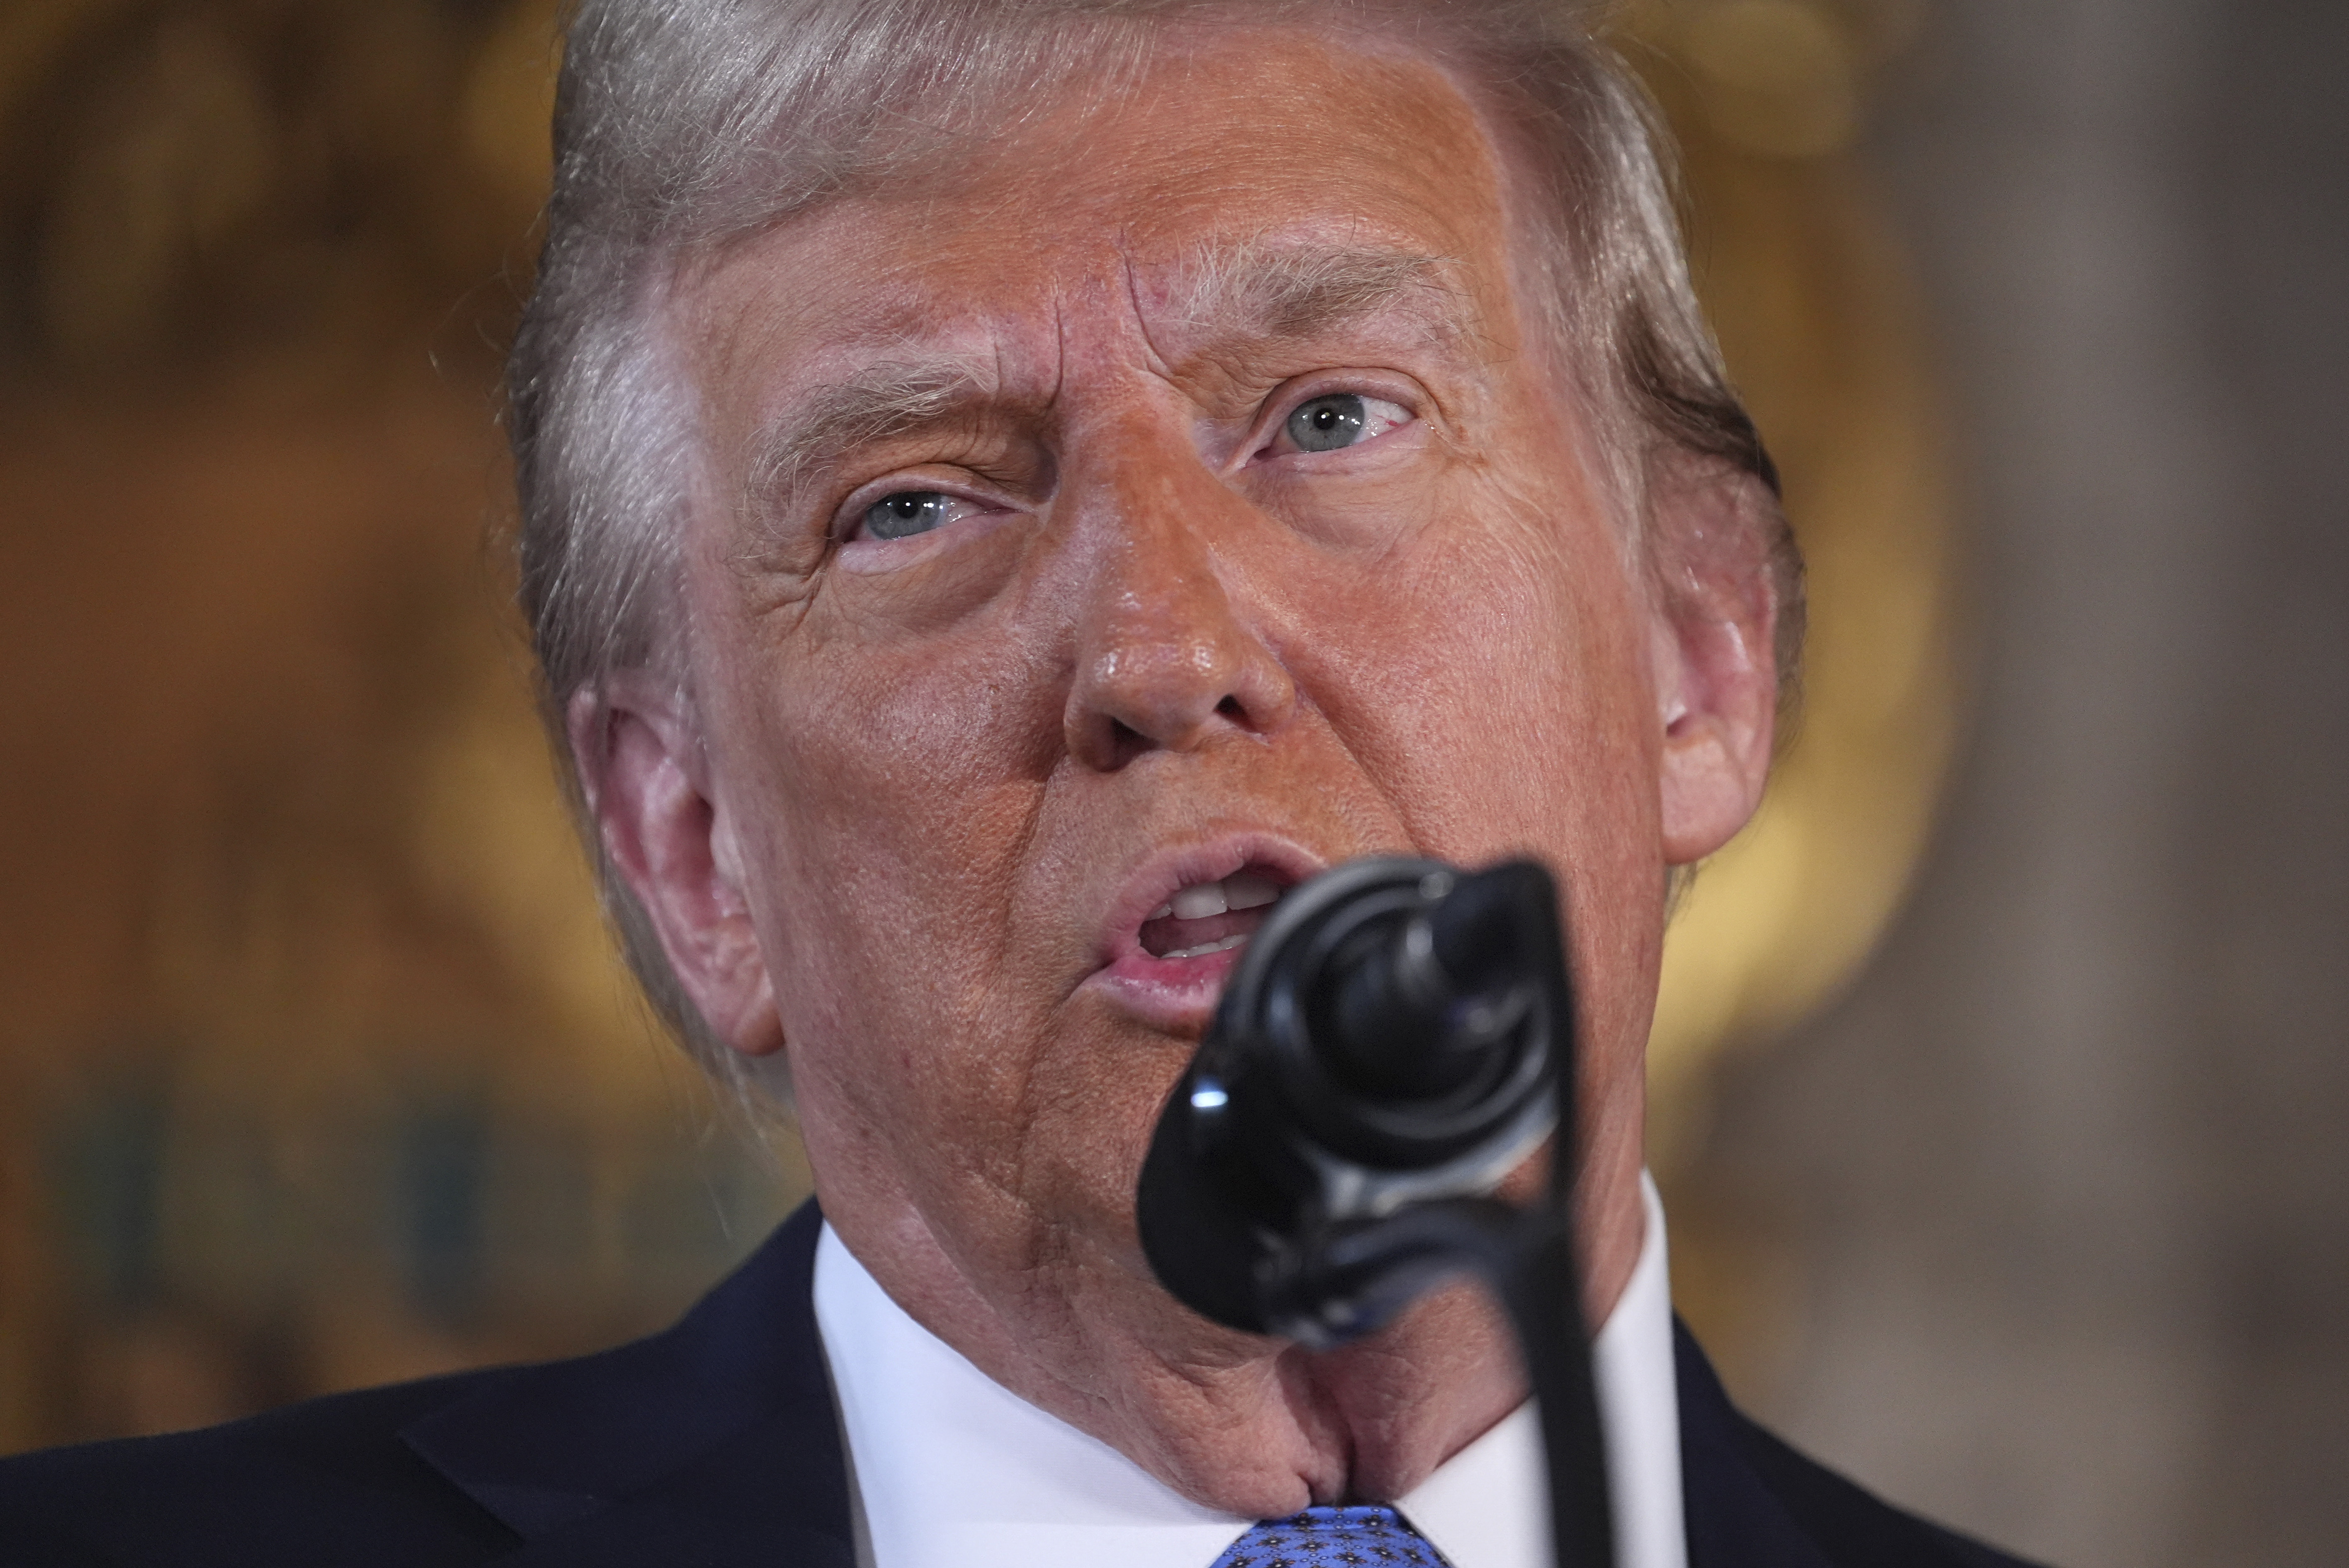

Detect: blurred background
[0,2,2339,1565]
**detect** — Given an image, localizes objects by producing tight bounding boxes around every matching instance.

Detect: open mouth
[1088,843,1319,1030]
[1138,867,1288,959]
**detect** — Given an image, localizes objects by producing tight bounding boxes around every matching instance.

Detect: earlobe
[1649,465,1784,866]
[568,680,786,1058]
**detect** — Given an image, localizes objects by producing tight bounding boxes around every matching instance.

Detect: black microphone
[1135,854,1618,1568]
[1136,856,1566,1345]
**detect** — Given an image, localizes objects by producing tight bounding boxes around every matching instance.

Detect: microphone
[1135,854,1616,1568]
[1135,854,1615,1568]
[1136,856,1568,1346]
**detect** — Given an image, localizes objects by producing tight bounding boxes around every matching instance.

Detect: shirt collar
[1400,1172,1685,1568]
[814,1174,1684,1568]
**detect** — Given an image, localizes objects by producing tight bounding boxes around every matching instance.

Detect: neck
[833,1135,1648,1518]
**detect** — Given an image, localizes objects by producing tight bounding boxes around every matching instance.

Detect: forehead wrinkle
[1116,241,1183,393]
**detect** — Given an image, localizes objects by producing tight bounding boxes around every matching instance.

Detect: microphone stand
[1137,857,1616,1568]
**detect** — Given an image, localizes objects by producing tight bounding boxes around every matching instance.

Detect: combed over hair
[509,0,1802,1079]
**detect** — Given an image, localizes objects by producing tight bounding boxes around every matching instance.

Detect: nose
[1060,442,1297,772]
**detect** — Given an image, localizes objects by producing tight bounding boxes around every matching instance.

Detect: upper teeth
[1153,870,1283,922]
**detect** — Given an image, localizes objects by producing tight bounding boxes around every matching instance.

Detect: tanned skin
[578,27,1779,1517]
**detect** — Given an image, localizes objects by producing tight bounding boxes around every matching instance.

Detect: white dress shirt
[813,1174,1685,1568]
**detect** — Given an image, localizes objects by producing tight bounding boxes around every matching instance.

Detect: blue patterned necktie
[1210,1505,1453,1567]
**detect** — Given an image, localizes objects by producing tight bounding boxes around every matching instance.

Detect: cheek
[706,611,1063,1119]
[1307,486,1655,851]
[1297,476,1666,1049]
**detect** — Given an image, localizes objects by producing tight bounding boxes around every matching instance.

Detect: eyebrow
[1166,239,1461,343]
[746,354,998,514]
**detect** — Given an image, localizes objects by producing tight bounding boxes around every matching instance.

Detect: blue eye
[1285,394,1369,453]
[862,491,957,541]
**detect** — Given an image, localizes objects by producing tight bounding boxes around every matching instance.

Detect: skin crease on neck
[577,24,1780,1519]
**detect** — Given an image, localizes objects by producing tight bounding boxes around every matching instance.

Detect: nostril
[1067,650,1282,770]
[1095,716,1149,772]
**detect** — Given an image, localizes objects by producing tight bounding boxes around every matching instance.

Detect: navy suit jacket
[0,1202,2037,1566]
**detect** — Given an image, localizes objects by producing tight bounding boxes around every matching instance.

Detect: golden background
[0,0,1952,1456]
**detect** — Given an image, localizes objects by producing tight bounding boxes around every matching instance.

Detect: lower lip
[1084,945,1250,1032]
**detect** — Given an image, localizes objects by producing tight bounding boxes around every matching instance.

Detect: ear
[567,676,786,1058]
[1647,461,1785,866]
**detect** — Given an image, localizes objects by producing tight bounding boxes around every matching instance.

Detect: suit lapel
[1676,1320,2029,1568]
[1676,1320,1837,1568]
[400,1201,852,1566]
[492,1400,854,1568]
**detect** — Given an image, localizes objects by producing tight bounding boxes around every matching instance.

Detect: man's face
[628,25,1746,1505]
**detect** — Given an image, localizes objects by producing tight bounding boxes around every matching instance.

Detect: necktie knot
[1211,1504,1453,1567]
